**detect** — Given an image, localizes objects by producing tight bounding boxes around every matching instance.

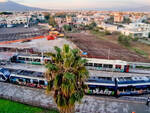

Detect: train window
[26,58,32,61]
[109,65,113,68]
[26,78,30,83]
[0,74,5,80]
[33,79,38,84]
[39,80,45,85]
[103,64,113,68]
[84,63,93,66]
[33,59,41,62]
[94,63,102,67]
[94,63,97,67]
[116,65,121,69]
[84,63,89,66]
[18,57,25,61]
[88,63,93,66]
[19,78,23,82]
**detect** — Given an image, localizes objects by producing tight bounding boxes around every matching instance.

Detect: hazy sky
[0,0,150,9]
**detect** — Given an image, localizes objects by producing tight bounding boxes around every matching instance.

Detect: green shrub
[104,30,111,35]
[132,37,139,41]
[118,35,131,47]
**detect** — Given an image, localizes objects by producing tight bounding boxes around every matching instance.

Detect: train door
[124,65,129,73]
[115,65,121,72]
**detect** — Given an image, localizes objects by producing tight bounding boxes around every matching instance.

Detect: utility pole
[108,48,110,60]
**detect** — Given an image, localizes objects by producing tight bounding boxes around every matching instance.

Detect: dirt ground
[67,32,150,63]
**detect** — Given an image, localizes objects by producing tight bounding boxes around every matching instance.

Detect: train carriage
[85,77,116,96]
[85,58,129,72]
[11,54,130,73]
[0,68,150,96]
[117,77,150,96]
[12,54,51,65]
[8,69,48,89]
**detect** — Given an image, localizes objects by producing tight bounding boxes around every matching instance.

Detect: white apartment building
[120,23,150,38]
[98,23,118,33]
[121,29,149,38]
[6,16,29,24]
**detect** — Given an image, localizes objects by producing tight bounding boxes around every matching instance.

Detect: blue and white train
[1,68,150,96]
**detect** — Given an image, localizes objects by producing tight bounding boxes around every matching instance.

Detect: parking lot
[0,26,48,42]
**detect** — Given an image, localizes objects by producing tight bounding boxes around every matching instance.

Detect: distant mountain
[0,1,46,11]
[130,6,150,12]
[82,5,150,12]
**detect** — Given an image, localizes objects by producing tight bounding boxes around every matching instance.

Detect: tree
[118,35,123,42]
[63,24,72,31]
[49,16,57,27]
[44,14,50,21]
[118,35,131,47]
[45,45,89,113]
[122,18,131,24]
[89,22,97,30]
[105,16,114,24]
[104,30,111,35]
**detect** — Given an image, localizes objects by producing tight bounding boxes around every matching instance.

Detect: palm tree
[45,44,89,113]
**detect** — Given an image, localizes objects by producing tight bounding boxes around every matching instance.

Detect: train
[11,54,130,72]
[0,68,150,96]
[86,76,150,96]
[0,68,48,89]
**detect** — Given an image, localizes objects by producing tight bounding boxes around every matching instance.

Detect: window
[18,57,25,61]
[116,65,121,69]
[26,78,30,83]
[39,80,45,85]
[84,63,89,66]
[19,78,23,82]
[26,58,32,61]
[94,63,102,67]
[33,59,41,62]
[103,64,113,68]
[88,63,93,66]
[84,63,93,66]
[0,74,5,80]
[33,79,38,84]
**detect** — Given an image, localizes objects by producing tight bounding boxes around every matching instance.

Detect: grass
[90,30,150,60]
[132,48,149,57]
[90,30,106,37]
[0,98,59,113]
[136,66,150,69]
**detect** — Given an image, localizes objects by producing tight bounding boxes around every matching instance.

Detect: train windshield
[0,74,6,81]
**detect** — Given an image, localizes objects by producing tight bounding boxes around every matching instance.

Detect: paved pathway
[0,82,150,113]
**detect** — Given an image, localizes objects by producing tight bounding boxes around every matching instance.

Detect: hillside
[0,1,45,11]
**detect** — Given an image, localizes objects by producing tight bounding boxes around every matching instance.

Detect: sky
[0,0,150,9]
